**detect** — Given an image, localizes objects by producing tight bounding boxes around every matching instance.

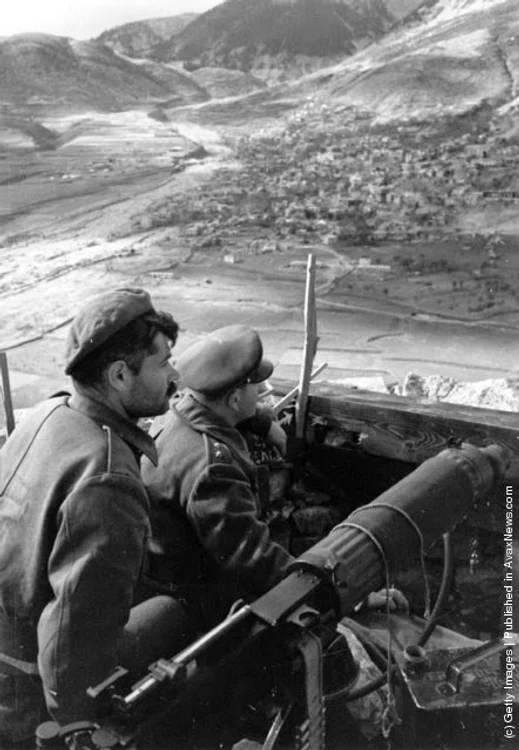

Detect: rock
[402,373,519,411]
[403,372,457,400]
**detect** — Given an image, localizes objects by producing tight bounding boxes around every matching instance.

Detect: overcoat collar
[69,393,158,465]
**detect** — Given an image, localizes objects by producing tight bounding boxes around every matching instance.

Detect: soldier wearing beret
[0,288,190,744]
[141,325,294,631]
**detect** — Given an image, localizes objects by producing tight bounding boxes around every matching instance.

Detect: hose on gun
[324,626,392,705]
[416,532,453,648]
[344,667,397,703]
[336,531,454,702]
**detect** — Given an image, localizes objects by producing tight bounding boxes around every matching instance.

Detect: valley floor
[2,113,519,422]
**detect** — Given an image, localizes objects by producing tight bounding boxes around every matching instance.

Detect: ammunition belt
[295,631,325,750]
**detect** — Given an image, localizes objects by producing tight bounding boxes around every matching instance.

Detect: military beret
[65,287,157,375]
[176,325,274,395]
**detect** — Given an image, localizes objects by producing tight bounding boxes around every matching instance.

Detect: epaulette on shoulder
[205,436,233,465]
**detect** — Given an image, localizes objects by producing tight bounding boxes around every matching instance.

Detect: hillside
[318,0,519,123]
[124,59,209,106]
[190,67,266,99]
[0,34,206,109]
[151,0,426,81]
[95,14,197,58]
[182,0,518,125]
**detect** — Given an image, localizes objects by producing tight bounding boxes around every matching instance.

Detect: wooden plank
[0,351,15,437]
[295,254,318,440]
[270,377,519,477]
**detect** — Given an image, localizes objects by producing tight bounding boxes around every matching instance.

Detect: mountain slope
[151,0,427,79]
[177,0,518,128]
[190,67,266,98]
[96,14,197,58]
[0,34,206,109]
[311,0,518,123]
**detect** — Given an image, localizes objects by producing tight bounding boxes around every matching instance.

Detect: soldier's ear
[106,359,130,392]
[226,387,242,414]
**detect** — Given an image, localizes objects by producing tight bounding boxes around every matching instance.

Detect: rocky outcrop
[401,373,519,411]
[324,372,519,412]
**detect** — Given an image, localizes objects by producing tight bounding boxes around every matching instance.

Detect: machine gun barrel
[119,605,253,711]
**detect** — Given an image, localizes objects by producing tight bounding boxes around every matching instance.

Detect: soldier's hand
[365,587,409,613]
[265,420,287,456]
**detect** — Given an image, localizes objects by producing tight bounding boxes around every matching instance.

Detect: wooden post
[295,254,319,440]
[0,351,15,437]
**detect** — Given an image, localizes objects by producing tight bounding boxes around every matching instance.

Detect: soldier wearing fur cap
[141,325,294,630]
[0,288,189,744]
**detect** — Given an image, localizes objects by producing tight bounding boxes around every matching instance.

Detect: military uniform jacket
[141,393,293,598]
[0,394,156,741]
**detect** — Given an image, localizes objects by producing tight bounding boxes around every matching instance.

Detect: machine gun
[36,443,513,750]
